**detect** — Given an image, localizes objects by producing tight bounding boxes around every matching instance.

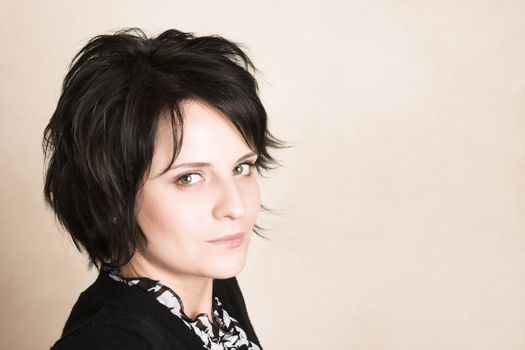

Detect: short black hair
[42,28,289,269]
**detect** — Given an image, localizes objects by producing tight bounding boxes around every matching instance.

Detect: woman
[43,28,287,349]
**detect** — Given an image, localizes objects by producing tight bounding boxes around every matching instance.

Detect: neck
[119,252,215,323]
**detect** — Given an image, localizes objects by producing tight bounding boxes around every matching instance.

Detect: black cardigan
[50,270,262,349]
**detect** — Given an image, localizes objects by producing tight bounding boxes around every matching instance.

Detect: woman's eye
[176,173,203,186]
[234,162,255,176]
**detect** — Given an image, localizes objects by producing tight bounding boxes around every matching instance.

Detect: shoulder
[52,275,156,349]
[52,303,187,350]
[51,321,153,350]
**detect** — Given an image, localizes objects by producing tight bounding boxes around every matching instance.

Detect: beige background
[1,0,524,349]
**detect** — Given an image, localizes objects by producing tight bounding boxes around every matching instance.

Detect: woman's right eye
[176,173,203,186]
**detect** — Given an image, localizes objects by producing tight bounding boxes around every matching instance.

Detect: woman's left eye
[233,162,255,176]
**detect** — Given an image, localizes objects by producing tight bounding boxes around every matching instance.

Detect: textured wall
[1,0,524,349]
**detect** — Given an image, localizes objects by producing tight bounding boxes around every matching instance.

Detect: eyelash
[175,162,257,186]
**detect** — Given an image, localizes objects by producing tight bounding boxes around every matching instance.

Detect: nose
[212,176,247,220]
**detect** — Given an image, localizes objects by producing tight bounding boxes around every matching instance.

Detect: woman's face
[134,99,261,280]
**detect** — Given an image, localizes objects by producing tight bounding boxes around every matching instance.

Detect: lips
[207,232,245,249]
[207,232,245,243]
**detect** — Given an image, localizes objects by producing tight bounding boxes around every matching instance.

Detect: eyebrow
[168,151,258,171]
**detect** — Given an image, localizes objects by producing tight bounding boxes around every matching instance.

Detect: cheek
[136,184,199,242]
[245,179,261,216]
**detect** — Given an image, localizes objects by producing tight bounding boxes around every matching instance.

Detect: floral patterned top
[102,264,261,350]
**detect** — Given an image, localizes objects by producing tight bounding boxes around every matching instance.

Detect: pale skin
[120,99,261,325]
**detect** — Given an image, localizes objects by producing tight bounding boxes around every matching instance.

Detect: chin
[209,254,248,279]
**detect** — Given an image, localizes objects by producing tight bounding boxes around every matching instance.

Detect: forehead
[151,100,254,171]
